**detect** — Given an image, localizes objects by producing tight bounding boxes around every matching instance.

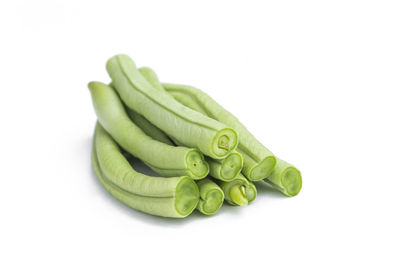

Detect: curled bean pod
[163,84,277,181]
[88,81,209,179]
[92,123,199,218]
[106,55,238,159]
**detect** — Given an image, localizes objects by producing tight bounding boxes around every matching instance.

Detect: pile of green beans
[88,54,302,218]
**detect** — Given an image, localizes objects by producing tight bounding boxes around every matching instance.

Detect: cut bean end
[229,185,248,206]
[212,128,238,159]
[245,183,257,203]
[220,152,243,181]
[186,150,209,179]
[282,167,302,197]
[201,189,224,215]
[249,155,277,181]
[175,178,200,217]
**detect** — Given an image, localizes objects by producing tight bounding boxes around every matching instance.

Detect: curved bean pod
[88,81,208,179]
[92,123,200,218]
[94,122,185,197]
[218,174,257,206]
[196,178,224,215]
[117,67,174,145]
[263,159,302,197]
[137,67,243,181]
[106,55,238,159]
[163,83,276,181]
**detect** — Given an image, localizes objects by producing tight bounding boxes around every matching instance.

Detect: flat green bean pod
[196,178,224,215]
[106,55,238,159]
[163,83,277,181]
[88,81,209,179]
[263,159,302,197]
[137,67,243,180]
[92,123,200,218]
[218,174,257,206]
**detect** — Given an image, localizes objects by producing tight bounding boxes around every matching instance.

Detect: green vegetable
[196,178,224,215]
[137,67,243,180]
[113,67,174,145]
[126,110,174,145]
[218,174,257,206]
[263,159,302,197]
[207,152,243,181]
[163,83,277,181]
[88,81,209,179]
[138,67,165,91]
[92,123,199,218]
[106,55,238,159]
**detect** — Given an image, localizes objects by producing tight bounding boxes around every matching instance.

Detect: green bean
[263,159,302,197]
[207,152,243,181]
[88,81,209,179]
[92,123,199,218]
[218,174,257,206]
[138,67,165,91]
[163,84,277,181]
[137,67,243,181]
[106,55,238,159]
[126,110,174,145]
[113,67,175,145]
[196,178,224,215]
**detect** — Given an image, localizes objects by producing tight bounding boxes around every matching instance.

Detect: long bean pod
[92,123,199,218]
[126,110,174,145]
[196,178,224,215]
[218,174,257,206]
[117,67,174,145]
[263,159,302,197]
[106,55,238,159]
[137,67,243,180]
[163,84,277,181]
[88,81,208,179]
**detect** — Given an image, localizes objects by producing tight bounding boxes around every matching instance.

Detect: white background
[1,0,399,266]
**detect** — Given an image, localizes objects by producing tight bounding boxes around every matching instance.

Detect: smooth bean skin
[263,159,302,197]
[137,67,243,181]
[196,178,224,215]
[92,123,200,218]
[106,55,238,159]
[163,83,277,181]
[88,81,209,179]
[218,174,257,206]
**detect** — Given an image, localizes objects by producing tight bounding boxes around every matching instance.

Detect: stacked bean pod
[89,54,302,218]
